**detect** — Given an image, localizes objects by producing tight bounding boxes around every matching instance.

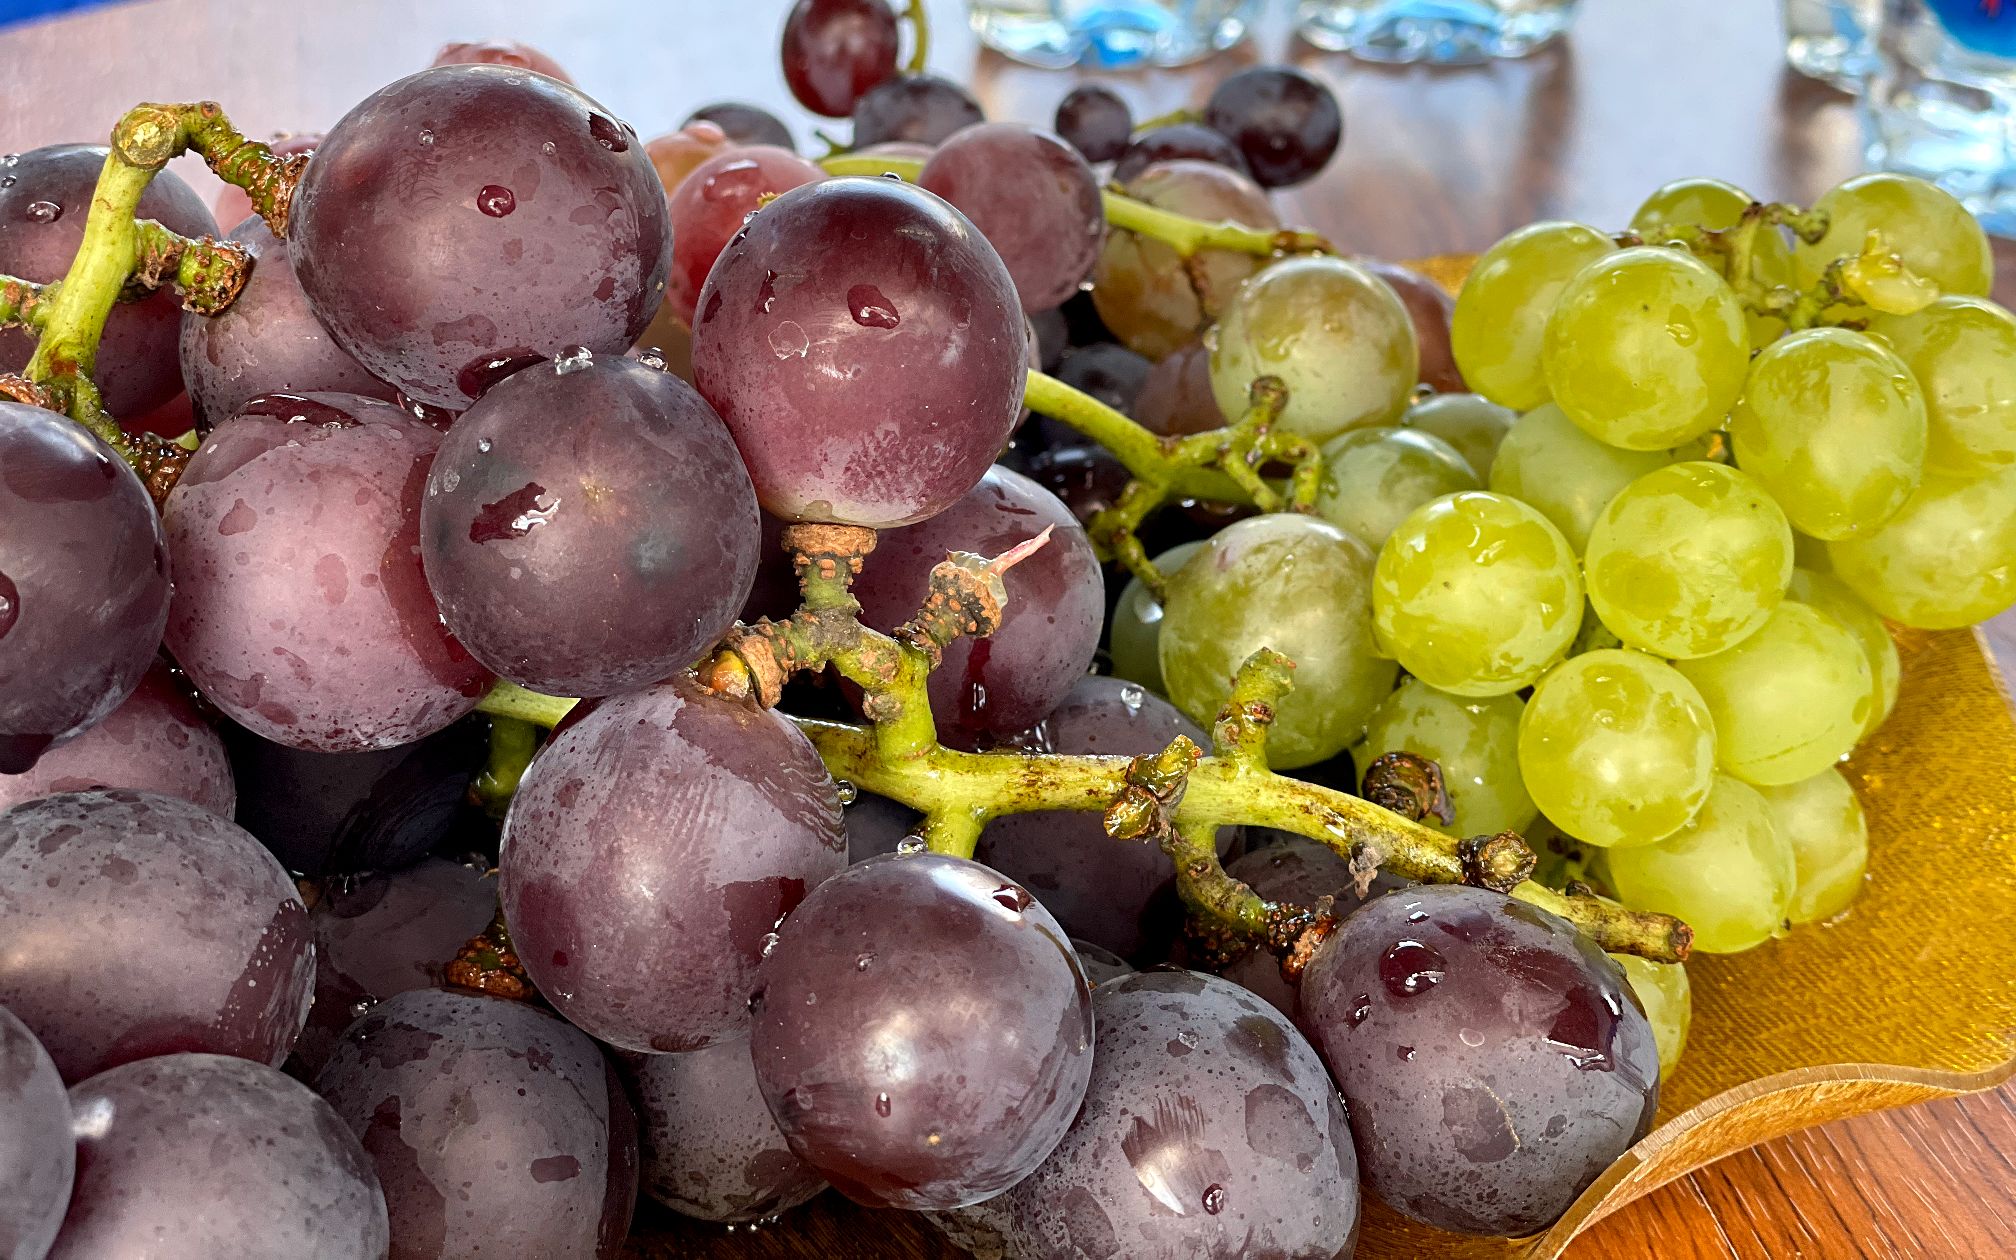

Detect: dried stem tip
[1459,830,1538,893]
[781,522,879,584]
[896,527,1054,657]
[444,911,536,1001]
[1362,750,1454,826]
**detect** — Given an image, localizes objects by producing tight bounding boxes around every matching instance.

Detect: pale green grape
[1611,953,1691,1077]
[1159,514,1396,769]
[1360,677,1535,839]
[1672,602,1871,787]
[1785,568,1900,739]
[1107,541,1205,697]
[1449,221,1616,412]
[1867,295,2016,475]
[1584,461,1794,658]
[1488,402,1709,552]
[1541,246,1750,450]
[1600,774,1795,954]
[1755,767,1868,925]
[1793,172,1994,298]
[1208,255,1417,442]
[1827,465,2016,629]
[1518,649,1716,849]
[1630,175,1793,348]
[1313,427,1480,547]
[1372,491,1582,696]
[1792,529,1834,573]
[1400,391,1517,481]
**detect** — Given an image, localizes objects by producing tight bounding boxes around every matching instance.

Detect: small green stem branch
[0,275,52,332]
[1132,106,1202,132]
[471,716,539,819]
[902,0,930,74]
[475,680,578,729]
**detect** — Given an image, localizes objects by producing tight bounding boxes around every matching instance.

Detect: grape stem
[1131,106,1203,132]
[0,275,53,332]
[901,0,929,75]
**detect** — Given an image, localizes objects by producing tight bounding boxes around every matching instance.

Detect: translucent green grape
[1629,175,1793,348]
[1826,465,2016,629]
[1313,427,1480,547]
[1518,649,1717,849]
[1672,602,1871,787]
[1755,767,1868,925]
[1208,255,1417,442]
[1584,461,1794,658]
[1541,246,1750,451]
[1600,773,1795,955]
[1107,541,1205,697]
[1488,402,1709,552]
[1793,173,1994,298]
[1449,221,1616,412]
[1372,491,1582,696]
[1400,391,1517,481]
[1611,953,1691,1077]
[1160,514,1396,769]
[1867,295,2016,476]
[1785,568,1900,740]
[1360,677,1535,839]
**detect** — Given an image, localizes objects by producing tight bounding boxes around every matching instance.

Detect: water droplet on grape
[554,346,594,374]
[1345,993,1373,1027]
[0,572,17,641]
[856,953,874,971]
[768,321,810,359]
[875,1092,892,1117]
[587,112,630,152]
[834,780,858,805]
[1175,1029,1197,1049]
[418,129,435,146]
[990,884,1032,914]
[541,140,556,155]
[1380,939,1447,998]
[348,997,378,1018]
[1201,1184,1225,1215]
[1117,684,1144,712]
[635,347,667,371]
[760,931,781,958]
[1459,1026,1484,1048]
[895,836,926,856]
[1406,909,1429,923]
[24,200,60,223]
[846,284,900,329]
[477,184,516,217]
[476,438,493,454]
[0,175,14,189]
[440,470,461,494]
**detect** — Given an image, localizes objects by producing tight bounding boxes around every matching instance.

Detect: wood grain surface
[3,1,2013,1256]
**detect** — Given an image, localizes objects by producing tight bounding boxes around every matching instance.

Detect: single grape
[1112,123,1251,183]
[1629,176,1794,347]
[1517,649,1717,850]
[1203,65,1344,187]
[1786,567,1900,739]
[1827,465,2016,629]
[54,1053,387,1260]
[1315,426,1480,547]
[1133,337,1227,436]
[921,123,1105,313]
[1489,402,1709,552]
[782,0,901,116]
[1053,83,1132,163]
[1053,342,1152,414]
[1018,442,1130,524]
[1107,540,1205,695]
[1029,304,1069,370]
[644,120,733,198]
[1602,773,1796,953]
[1450,221,1615,412]
[666,144,826,325]
[0,1005,71,1260]
[843,790,921,863]
[0,661,233,817]
[1794,172,1994,298]
[1363,678,1535,838]
[1071,939,1136,986]
[750,852,1093,1209]
[316,989,637,1259]
[1673,602,1871,786]
[1160,515,1396,769]
[1219,838,1408,1018]
[1756,767,1868,924]
[1210,254,1418,442]
[690,177,1024,527]
[212,133,321,234]
[1611,953,1691,1078]
[291,65,670,410]
[1360,257,1464,393]
[430,38,573,81]
[1401,391,1515,480]
[1373,491,1582,696]
[1300,885,1659,1236]
[851,73,985,146]
[1867,295,2016,475]
[683,101,796,149]
[1584,461,1794,658]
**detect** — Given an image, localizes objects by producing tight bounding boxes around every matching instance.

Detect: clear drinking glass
[1292,0,1580,65]
[1863,0,2016,234]
[1783,0,1881,91]
[968,0,1263,68]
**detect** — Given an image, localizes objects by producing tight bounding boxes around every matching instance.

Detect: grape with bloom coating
[1113,123,1251,183]
[1361,678,1535,839]
[1092,160,1278,360]
[1202,65,1344,188]
[1584,461,1794,658]
[665,145,824,324]
[1793,172,1994,298]
[0,1005,71,1260]
[1218,838,1409,1016]
[1373,491,1582,696]
[1315,426,1480,547]
[851,73,985,146]
[1826,465,2016,629]
[1629,176,1793,347]
[1489,402,1708,552]
[1053,83,1131,163]
[1612,953,1691,1077]
[1757,767,1868,924]
[781,0,900,117]
[1673,602,1871,786]
[1402,391,1516,480]
[684,102,796,149]
[1786,567,1900,738]
[1602,774,1795,954]
[1450,221,1615,411]
[1107,540,1204,695]
[1867,295,2016,475]
[920,123,1105,313]
[0,661,233,817]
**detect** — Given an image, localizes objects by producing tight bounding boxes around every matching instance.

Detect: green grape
[1517,649,1717,849]
[1793,172,1994,298]
[1159,514,1396,769]
[1400,391,1517,481]
[1785,568,1900,740]
[1107,541,1206,696]
[1611,953,1692,1078]
[1488,402,1709,552]
[1792,528,1833,573]
[1541,246,1750,451]
[1826,465,2016,629]
[1360,677,1535,839]
[1372,491,1582,696]
[1629,175,1794,348]
[1867,295,2016,476]
[1600,773,1795,954]
[1449,221,1616,412]
[1584,461,1794,658]
[1672,602,1871,787]
[1208,255,1417,442]
[1728,328,1927,541]
[1755,767,1868,925]
[1313,427,1480,547]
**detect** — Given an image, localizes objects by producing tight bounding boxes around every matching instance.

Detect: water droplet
[477,184,516,217]
[895,836,926,856]
[1344,994,1373,1028]
[24,200,60,223]
[476,438,493,454]
[541,140,557,155]
[759,931,781,958]
[440,470,461,493]
[834,780,858,806]
[1666,321,1698,347]
[1406,910,1429,924]
[855,953,874,971]
[1201,1184,1225,1215]
[768,321,809,359]
[1396,1044,1416,1062]
[587,112,630,152]
[1380,940,1447,998]
[1117,684,1144,712]
[991,884,1032,914]
[635,346,668,371]
[418,129,435,146]
[875,1092,892,1117]
[1175,1029,1197,1049]
[1459,1027,1484,1048]
[0,175,14,189]
[348,996,378,1018]
[554,346,594,374]
[925,1131,942,1147]
[0,572,17,641]
[847,283,899,329]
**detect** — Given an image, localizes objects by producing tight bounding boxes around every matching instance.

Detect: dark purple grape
[1055,342,1152,414]
[781,0,901,118]
[739,510,801,624]
[421,353,760,696]
[54,1053,386,1260]
[0,790,313,1083]
[622,1037,826,1223]
[920,123,1105,313]
[1218,837,1407,1019]
[1361,257,1464,394]
[665,144,824,325]
[179,216,396,432]
[290,65,671,410]
[315,988,636,1260]
[1054,84,1133,163]
[164,393,492,753]
[1133,336,1228,436]
[682,101,796,149]
[1301,884,1660,1237]
[850,73,985,147]
[689,177,1024,528]
[1203,65,1344,189]
[0,144,217,417]
[501,676,846,1052]
[0,402,170,774]
[1030,305,1069,371]
[1070,939,1134,986]
[844,790,921,863]
[1020,443,1131,526]
[0,1005,71,1260]
[1112,123,1251,184]
[852,465,1103,744]
[0,660,233,817]
[750,852,1094,1209]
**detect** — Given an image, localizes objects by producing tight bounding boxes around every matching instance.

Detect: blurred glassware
[968,0,1261,68]
[1863,0,2016,235]
[1293,0,1579,64]
[1783,0,1881,91]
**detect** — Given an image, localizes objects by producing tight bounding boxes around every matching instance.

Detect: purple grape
[1112,123,1251,184]
[1218,837,1408,1019]
[421,353,760,696]
[1362,257,1464,394]
[0,403,170,774]
[1054,84,1133,163]
[0,790,313,1083]
[501,676,846,1052]
[0,1005,71,1260]
[936,971,1359,1259]
[290,65,671,410]
[53,1053,386,1260]
[844,790,921,863]
[316,988,637,1260]
[621,1037,826,1223]
[1030,305,1069,370]
[1134,336,1228,436]
[0,661,233,817]
[1020,442,1131,526]
[164,393,492,753]
[739,510,801,624]
[781,0,901,118]
[1054,342,1152,414]
[1203,65,1344,189]
[689,177,1024,528]
[1300,884,1660,1236]
[750,852,1094,1209]
[682,101,796,149]
[1071,939,1135,986]
[851,74,986,147]
[665,145,824,325]
[919,123,1106,313]
[0,144,218,417]
[852,465,1103,745]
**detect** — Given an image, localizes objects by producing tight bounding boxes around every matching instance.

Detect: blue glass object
[969,0,1262,69]
[1293,0,1580,64]
[1864,0,2016,234]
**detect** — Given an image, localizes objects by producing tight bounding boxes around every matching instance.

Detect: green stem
[1133,106,1202,132]
[0,275,52,332]
[1022,369,1243,500]
[902,0,929,74]
[475,680,578,728]
[472,717,539,819]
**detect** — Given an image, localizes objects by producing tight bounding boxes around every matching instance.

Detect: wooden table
[3,1,2013,1255]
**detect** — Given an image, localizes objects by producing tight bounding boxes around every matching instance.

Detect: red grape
[1362,257,1464,394]
[1113,123,1251,183]
[665,145,824,325]
[1218,837,1407,1019]
[920,123,1106,313]
[644,121,732,198]
[210,133,320,237]
[781,0,901,118]
[683,102,796,149]
[1134,336,1227,435]
[1053,84,1133,163]
[0,661,233,817]
[0,1005,71,1260]
[850,73,985,147]
[1203,65,1344,189]
[430,38,574,82]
